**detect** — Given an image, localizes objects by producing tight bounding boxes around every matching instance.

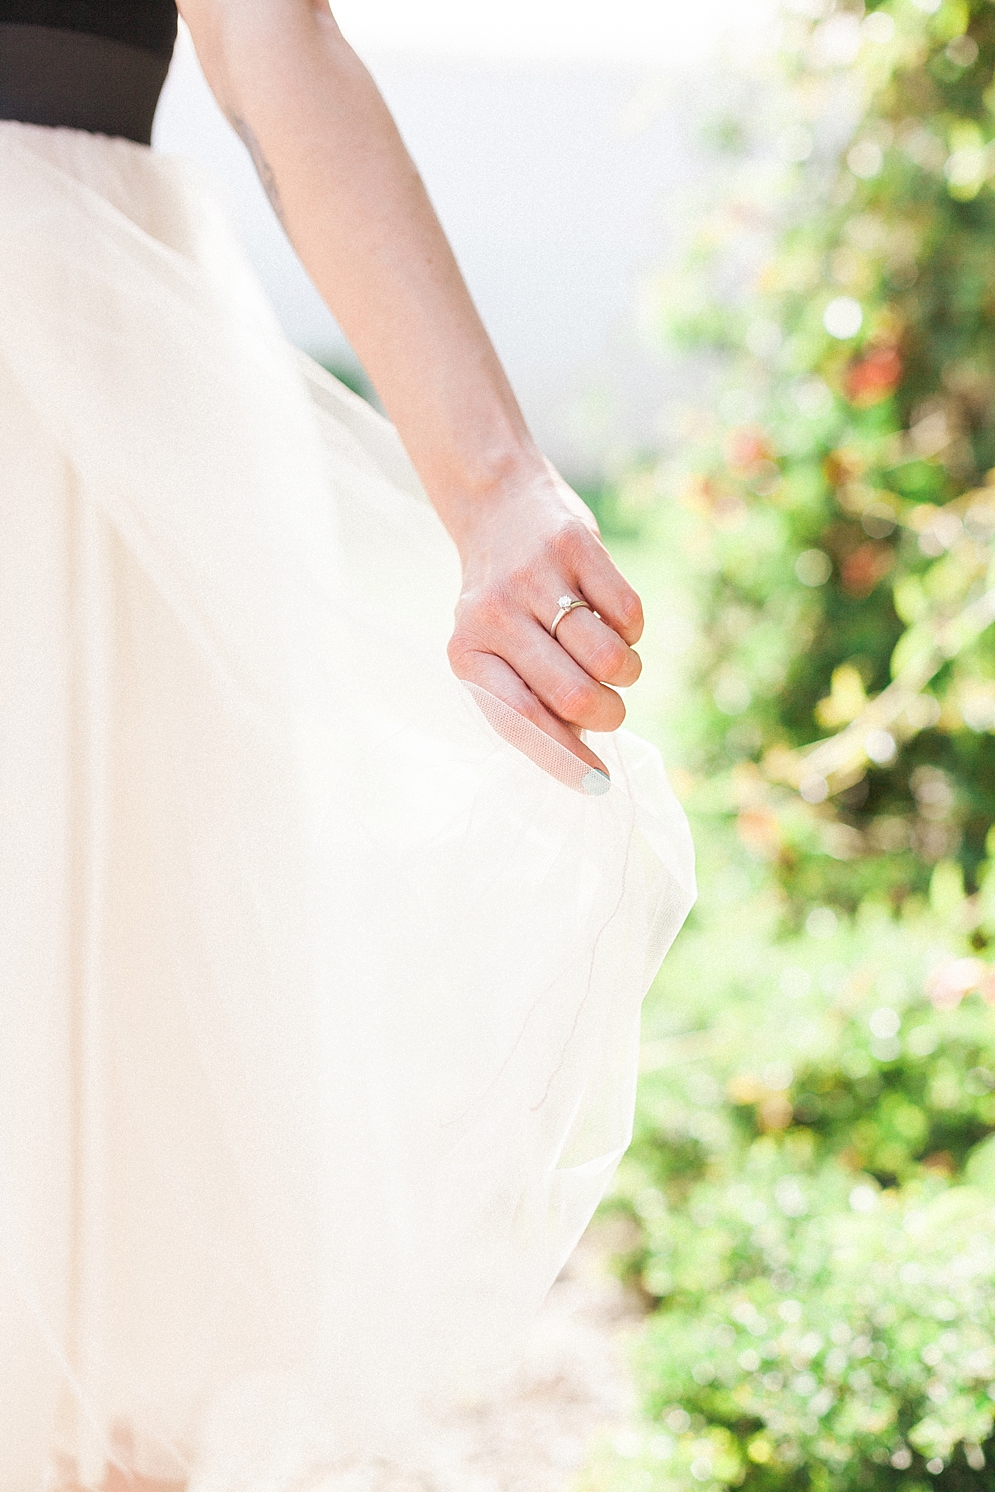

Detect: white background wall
[151,1,777,478]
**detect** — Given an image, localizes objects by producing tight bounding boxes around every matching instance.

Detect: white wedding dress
[0,120,695,1491]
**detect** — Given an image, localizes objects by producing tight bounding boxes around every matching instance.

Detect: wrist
[428,445,557,558]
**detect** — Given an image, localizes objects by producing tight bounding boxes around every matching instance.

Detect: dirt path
[65,1230,640,1492]
[423,1229,642,1492]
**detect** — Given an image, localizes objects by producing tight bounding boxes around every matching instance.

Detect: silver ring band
[550,595,590,639]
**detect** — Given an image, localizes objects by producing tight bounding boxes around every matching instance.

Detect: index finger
[451,649,613,789]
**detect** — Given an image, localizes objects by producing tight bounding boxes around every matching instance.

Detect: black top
[0,0,177,58]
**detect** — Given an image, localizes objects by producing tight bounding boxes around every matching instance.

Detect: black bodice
[0,0,177,58]
[0,0,179,143]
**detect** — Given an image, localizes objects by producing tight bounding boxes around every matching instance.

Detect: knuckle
[554,679,600,721]
[459,584,510,632]
[447,633,488,681]
[620,593,644,633]
[517,694,548,727]
[549,520,589,566]
[447,631,472,668]
[588,635,627,679]
[605,692,626,728]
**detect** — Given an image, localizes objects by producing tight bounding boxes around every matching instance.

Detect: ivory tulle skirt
[0,120,694,1491]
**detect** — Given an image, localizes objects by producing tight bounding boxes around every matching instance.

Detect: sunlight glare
[330,0,779,68]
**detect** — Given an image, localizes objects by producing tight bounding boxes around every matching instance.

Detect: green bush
[586,818,995,1488]
[588,1177,995,1489]
[649,0,995,915]
[585,1,995,1486]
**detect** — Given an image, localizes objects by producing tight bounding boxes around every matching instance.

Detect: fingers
[515,620,629,733]
[452,649,611,778]
[551,525,644,645]
[448,500,645,752]
[454,614,626,734]
[552,604,642,688]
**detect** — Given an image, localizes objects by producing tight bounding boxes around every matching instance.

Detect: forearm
[179,0,644,771]
[181,1,546,549]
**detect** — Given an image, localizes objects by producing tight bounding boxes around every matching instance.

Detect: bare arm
[178,0,643,773]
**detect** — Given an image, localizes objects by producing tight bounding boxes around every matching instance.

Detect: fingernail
[581,768,611,796]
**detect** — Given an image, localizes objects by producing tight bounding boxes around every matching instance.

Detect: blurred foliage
[654,0,995,918]
[583,0,995,1487]
[319,359,376,404]
[588,828,995,1490]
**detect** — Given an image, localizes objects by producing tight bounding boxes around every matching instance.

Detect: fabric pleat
[0,121,695,1491]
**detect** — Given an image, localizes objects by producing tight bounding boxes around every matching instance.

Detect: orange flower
[724,427,771,470]
[840,541,894,597]
[736,808,781,859]
[845,346,902,406]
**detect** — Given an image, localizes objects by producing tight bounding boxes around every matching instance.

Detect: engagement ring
[550,594,590,640]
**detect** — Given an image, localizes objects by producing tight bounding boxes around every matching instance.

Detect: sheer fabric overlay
[0,122,695,1491]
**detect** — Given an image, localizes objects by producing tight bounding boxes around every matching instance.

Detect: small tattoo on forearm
[230,114,286,227]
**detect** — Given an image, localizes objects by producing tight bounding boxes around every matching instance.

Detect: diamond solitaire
[549,594,591,640]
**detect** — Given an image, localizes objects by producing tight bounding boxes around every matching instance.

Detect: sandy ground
[420,1228,642,1492]
[84,1228,639,1492]
[294,1227,642,1492]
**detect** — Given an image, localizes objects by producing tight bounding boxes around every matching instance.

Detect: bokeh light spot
[824,297,863,339]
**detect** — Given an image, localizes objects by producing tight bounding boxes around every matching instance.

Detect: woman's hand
[446,461,643,776]
[177,3,641,776]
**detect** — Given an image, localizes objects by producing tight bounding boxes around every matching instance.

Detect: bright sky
[330,0,779,69]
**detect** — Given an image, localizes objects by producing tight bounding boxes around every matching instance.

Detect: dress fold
[0,121,695,1490]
